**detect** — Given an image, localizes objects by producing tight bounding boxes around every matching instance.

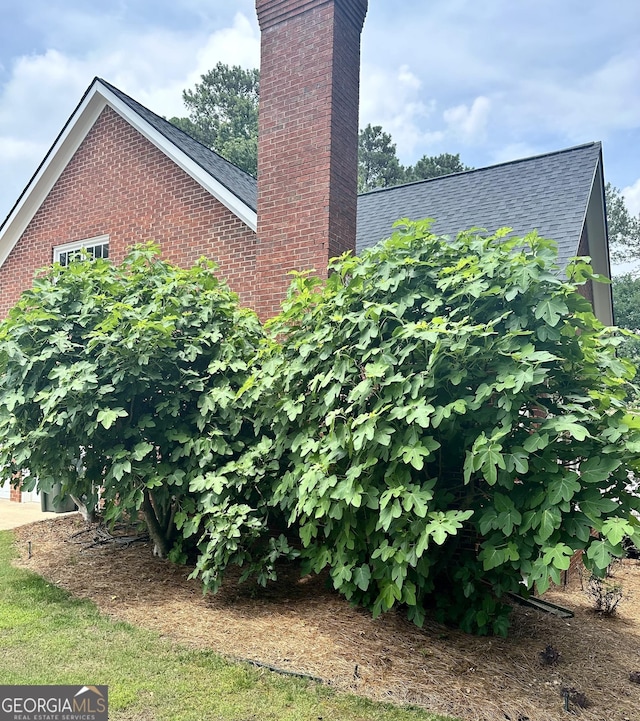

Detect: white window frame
[53,235,110,266]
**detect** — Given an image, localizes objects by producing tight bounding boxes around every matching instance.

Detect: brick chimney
[255,0,368,320]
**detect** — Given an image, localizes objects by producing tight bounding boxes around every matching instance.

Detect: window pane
[54,239,109,266]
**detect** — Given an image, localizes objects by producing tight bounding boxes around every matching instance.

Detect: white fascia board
[0,80,256,270]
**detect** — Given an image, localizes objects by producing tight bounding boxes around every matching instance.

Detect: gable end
[0,79,256,271]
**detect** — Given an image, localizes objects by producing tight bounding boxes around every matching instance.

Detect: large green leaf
[601,517,634,546]
[96,407,128,429]
[547,474,581,504]
[533,296,568,327]
[536,507,561,541]
[586,540,615,570]
[352,564,371,591]
[579,456,622,485]
[542,543,573,571]
[579,489,619,519]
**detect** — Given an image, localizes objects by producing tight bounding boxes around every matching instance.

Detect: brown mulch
[11,515,640,721]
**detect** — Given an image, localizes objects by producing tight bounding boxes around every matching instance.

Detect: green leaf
[474,442,505,485]
[496,507,522,536]
[546,416,591,441]
[364,361,388,378]
[405,402,435,428]
[478,508,498,535]
[547,474,581,504]
[378,581,401,611]
[536,506,561,541]
[96,407,128,429]
[542,543,573,571]
[348,378,373,404]
[601,517,634,546]
[400,444,430,470]
[564,514,592,543]
[586,540,615,570]
[479,545,505,570]
[579,490,619,519]
[373,425,394,447]
[522,432,549,453]
[504,450,529,475]
[579,456,622,485]
[131,441,154,461]
[401,487,432,517]
[534,297,568,327]
[424,510,471,545]
[377,498,402,532]
[353,564,371,591]
[112,459,132,481]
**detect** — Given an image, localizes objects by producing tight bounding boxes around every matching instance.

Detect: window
[54,235,110,267]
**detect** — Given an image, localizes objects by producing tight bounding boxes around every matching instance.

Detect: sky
[1,0,639,238]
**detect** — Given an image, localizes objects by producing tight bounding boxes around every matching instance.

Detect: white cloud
[623,178,640,217]
[0,136,46,162]
[443,96,491,144]
[0,50,87,135]
[360,63,442,160]
[497,49,640,145]
[0,12,259,221]
[142,12,260,118]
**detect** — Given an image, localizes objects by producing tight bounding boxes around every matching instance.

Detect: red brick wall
[0,106,258,319]
[255,0,367,320]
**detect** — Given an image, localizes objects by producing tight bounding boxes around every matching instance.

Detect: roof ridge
[359,141,602,198]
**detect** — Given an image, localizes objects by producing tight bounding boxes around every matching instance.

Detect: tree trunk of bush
[142,489,170,558]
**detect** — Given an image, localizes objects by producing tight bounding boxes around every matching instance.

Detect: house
[0,0,613,503]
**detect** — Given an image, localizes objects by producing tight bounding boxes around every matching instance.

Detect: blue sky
[1,0,639,232]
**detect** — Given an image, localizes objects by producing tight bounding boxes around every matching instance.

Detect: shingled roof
[99,79,258,212]
[356,143,603,271]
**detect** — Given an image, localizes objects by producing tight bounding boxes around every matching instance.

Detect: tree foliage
[606,183,640,263]
[192,221,640,634]
[612,273,640,365]
[170,63,260,176]
[613,274,640,331]
[357,125,469,192]
[357,124,406,192]
[2,228,639,636]
[403,152,470,184]
[0,245,263,557]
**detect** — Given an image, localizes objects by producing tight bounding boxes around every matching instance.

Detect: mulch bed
[11,515,640,721]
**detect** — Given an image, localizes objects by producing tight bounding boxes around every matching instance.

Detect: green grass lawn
[0,531,457,721]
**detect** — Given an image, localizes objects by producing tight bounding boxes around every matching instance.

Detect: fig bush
[0,245,263,557]
[197,221,640,634]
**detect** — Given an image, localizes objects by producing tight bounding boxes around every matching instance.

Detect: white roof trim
[0,79,256,269]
